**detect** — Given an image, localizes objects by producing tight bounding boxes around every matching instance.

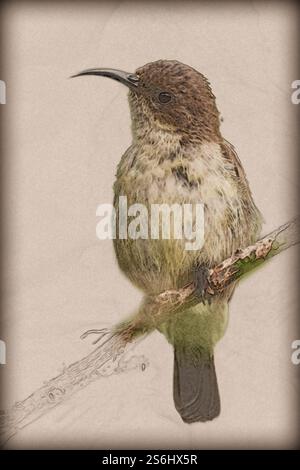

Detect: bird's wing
[220,139,248,181]
[220,139,255,200]
[220,138,264,228]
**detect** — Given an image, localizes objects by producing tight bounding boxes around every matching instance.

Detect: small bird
[73,60,263,423]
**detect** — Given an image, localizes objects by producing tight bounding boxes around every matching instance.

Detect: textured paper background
[1,0,299,448]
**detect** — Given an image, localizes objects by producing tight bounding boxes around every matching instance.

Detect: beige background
[1,0,299,448]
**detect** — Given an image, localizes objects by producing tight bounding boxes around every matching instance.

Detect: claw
[193,265,210,305]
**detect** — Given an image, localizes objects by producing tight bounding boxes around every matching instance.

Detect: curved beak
[70,68,139,88]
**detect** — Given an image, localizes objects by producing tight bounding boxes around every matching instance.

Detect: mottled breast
[113,136,262,294]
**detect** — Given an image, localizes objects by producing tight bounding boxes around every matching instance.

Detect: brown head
[72,59,222,143]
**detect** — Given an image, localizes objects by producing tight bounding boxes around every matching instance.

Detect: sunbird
[73,60,262,423]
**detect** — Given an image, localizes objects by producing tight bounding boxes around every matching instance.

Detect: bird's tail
[173,347,220,423]
[157,301,227,423]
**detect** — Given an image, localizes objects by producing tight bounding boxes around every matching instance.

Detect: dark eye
[158,92,172,104]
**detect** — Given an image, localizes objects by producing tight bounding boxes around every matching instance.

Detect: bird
[73,60,263,423]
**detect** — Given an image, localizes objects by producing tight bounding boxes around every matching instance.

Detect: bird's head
[72,60,221,143]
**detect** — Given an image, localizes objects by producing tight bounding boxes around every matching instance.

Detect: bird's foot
[80,328,112,345]
[193,265,211,305]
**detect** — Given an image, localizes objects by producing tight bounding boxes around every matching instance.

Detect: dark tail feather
[173,348,220,423]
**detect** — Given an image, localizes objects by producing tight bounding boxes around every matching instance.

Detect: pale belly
[114,175,238,294]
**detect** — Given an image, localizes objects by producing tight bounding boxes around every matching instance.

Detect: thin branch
[0,218,299,445]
